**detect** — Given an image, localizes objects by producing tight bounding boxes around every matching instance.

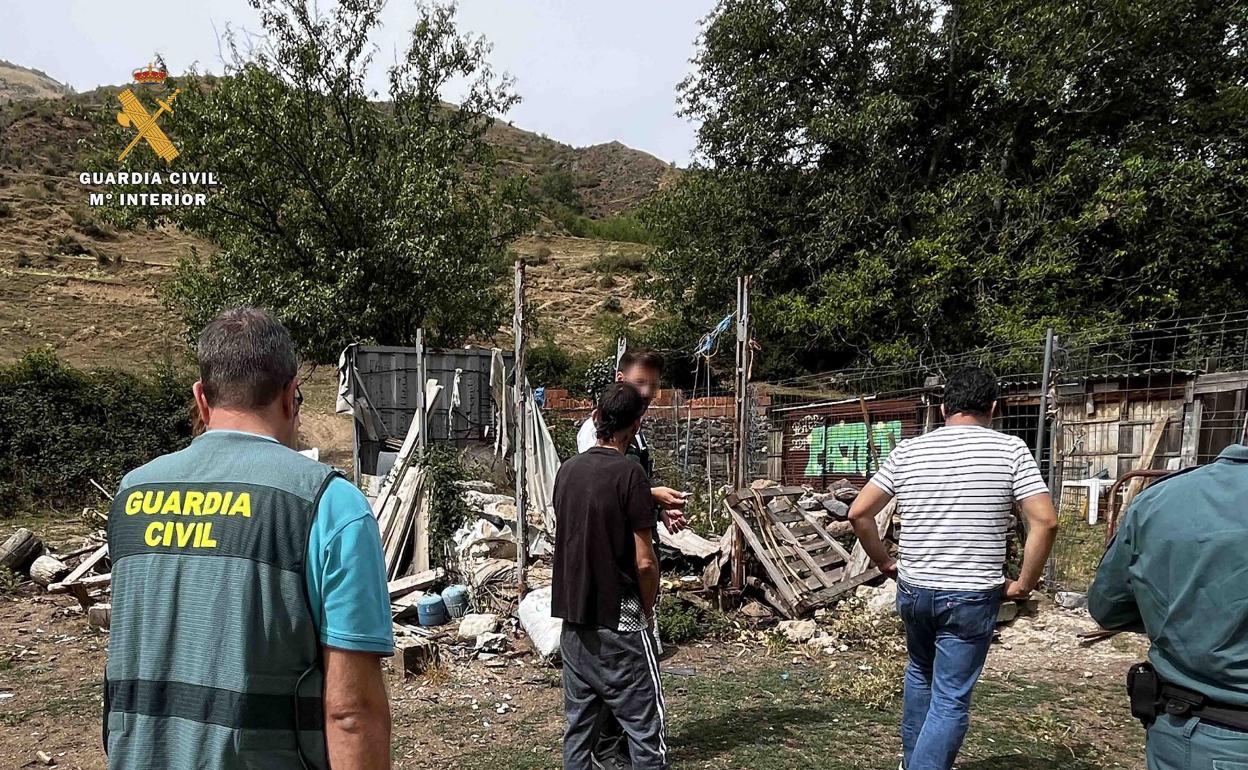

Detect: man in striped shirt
[850,367,1059,770]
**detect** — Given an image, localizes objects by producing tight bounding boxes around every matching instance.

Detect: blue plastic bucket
[416,594,450,627]
[441,584,470,619]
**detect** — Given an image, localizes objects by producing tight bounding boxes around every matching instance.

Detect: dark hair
[197,307,298,409]
[618,349,664,375]
[943,367,999,416]
[594,382,647,440]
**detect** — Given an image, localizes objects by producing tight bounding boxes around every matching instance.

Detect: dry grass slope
[0,64,660,371]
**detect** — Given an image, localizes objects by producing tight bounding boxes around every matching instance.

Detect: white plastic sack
[518,586,562,660]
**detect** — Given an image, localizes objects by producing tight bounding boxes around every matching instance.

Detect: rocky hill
[0,63,662,370]
[0,61,73,103]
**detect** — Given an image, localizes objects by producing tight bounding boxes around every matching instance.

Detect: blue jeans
[895,581,1000,770]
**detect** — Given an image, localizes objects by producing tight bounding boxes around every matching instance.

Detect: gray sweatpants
[561,622,668,770]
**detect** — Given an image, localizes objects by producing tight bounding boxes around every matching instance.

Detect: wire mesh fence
[755,310,1248,593]
[536,310,1248,591]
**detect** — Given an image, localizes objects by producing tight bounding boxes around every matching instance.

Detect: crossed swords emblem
[116,87,182,163]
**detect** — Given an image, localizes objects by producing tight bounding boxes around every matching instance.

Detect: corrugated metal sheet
[773,397,923,488]
[351,345,512,475]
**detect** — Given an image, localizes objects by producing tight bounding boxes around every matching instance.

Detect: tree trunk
[1,528,44,573]
[29,555,69,587]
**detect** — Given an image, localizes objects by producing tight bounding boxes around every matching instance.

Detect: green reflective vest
[105,431,338,770]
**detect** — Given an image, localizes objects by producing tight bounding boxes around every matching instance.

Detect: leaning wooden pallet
[725,485,885,618]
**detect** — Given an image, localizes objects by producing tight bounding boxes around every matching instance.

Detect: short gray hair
[197,308,297,409]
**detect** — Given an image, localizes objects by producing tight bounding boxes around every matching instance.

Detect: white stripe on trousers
[639,627,668,762]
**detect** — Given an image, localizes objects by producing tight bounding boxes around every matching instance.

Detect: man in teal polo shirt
[1089,444,1248,769]
[105,307,393,770]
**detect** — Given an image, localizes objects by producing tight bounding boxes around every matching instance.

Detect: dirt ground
[0,582,1148,770]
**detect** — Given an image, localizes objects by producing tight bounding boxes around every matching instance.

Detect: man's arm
[634,529,660,624]
[1004,493,1059,599]
[1088,517,1145,631]
[848,482,897,577]
[323,648,391,770]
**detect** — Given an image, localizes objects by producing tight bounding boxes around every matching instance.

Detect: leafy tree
[96,0,531,361]
[644,0,1248,376]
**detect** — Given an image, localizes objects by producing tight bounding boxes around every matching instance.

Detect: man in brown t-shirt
[553,383,667,770]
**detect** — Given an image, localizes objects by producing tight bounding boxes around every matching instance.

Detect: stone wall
[545,397,770,490]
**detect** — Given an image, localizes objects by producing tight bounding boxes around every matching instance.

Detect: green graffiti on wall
[802,420,903,477]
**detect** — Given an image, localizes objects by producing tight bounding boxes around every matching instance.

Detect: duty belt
[1128,662,1248,733]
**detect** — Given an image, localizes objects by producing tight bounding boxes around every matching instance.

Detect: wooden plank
[802,514,854,562]
[59,544,108,586]
[727,507,802,615]
[846,498,897,576]
[1123,413,1173,510]
[801,566,883,612]
[391,590,427,621]
[763,516,838,589]
[49,572,111,594]
[387,568,444,599]
[725,486,805,508]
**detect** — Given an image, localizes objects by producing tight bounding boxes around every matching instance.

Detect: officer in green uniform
[1089,444,1248,769]
[104,308,394,770]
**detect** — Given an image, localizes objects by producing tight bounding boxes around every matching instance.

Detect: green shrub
[0,350,194,514]
[527,338,575,388]
[0,201,11,218]
[71,207,114,239]
[566,214,656,245]
[52,234,88,256]
[421,443,474,573]
[589,251,648,274]
[547,417,580,462]
[656,595,733,643]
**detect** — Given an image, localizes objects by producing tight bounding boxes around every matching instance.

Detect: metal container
[348,345,514,481]
[440,584,470,618]
[416,594,450,627]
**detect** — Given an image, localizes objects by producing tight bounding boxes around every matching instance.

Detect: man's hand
[877,558,898,579]
[660,509,687,534]
[1002,580,1034,601]
[651,486,688,510]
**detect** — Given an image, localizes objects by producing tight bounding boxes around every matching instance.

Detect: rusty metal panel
[773,397,922,489]
[352,345,512,475]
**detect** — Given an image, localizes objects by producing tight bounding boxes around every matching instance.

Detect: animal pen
[761,310,1248,593]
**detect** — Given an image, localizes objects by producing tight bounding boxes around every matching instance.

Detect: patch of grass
[0,200,11,218]
[0,568,23,596]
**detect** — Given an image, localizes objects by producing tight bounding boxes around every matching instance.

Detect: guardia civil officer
[104,308,393,770]
[1089,444,1248,768]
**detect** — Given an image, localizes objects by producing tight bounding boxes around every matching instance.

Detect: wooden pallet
[725,486,880,618]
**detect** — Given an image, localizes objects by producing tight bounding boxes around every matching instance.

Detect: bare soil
[0,581,1148,770]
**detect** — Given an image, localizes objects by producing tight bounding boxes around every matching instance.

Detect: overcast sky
[1,0,713,164]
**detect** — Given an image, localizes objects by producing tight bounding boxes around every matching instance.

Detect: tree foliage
[0,351,193,513]
[97,0,531,361]
[644,0,1248,375]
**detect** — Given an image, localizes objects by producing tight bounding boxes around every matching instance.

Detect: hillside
[0,65,662,371]
[0,61,73,103]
